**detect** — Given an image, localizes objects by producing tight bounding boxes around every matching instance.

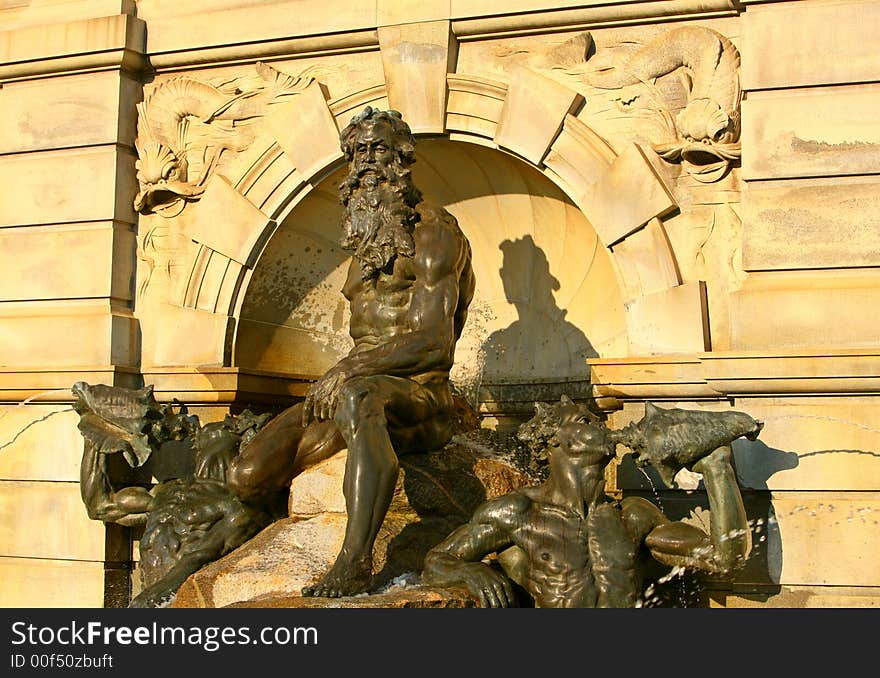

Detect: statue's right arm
[80,441,152,527]
[640,445,751,576]
[423,494,527,608]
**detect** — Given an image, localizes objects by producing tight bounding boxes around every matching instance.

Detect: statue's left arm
[643,445,751,576]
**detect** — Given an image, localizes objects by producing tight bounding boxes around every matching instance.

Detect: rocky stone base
[171,433,536,608]
[223,584,476,609]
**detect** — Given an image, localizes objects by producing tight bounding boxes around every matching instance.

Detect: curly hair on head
[337,107,423,215]
[516,395,604,458]
[339,107,417,164]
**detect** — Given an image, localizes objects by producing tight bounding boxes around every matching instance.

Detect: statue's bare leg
[302,376,452,598]
[228,403,344,501]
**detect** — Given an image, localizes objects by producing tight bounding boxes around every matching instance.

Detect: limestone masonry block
[379,21,455,134]
[625,282,708,355]
[730,398,880,492]
[188,176,270,267]
[742,85,880,180]
[0,406,82,483]
[710,586,880,608]
[745,492,880,587]
[542,115,615,203]
[0,223,133,302]
[0,481,105,561]
[0,72,138,153]
[581,143,677,247]
[0,13,143,64]
[233,142,303,220]
[610,218,680,303]
[742,1,880,90]
[140,303,231,368]
[494,66,583,165]
[0,147,136,227]
[377,0,450,26]
[0,308,137,368]
[0,557,104,608]
[264,81,342,182]
[445,74,506,139]
[143,0,375,55]
[743,177,880,271]
[730,271,880,350]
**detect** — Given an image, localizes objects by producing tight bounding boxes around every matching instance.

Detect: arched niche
[163,73,706,403]
[233,139,627,407]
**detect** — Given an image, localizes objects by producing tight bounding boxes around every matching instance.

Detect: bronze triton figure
[227,107,476,598]
[73,382,275,608]
[423,397,761,607]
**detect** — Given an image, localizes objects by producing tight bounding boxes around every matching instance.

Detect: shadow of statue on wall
[731,440,800,592]
[481,236,598,419]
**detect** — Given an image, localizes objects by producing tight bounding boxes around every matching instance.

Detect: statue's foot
[301,557,373,598]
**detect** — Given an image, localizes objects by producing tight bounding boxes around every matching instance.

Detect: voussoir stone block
[580,143,677,247]
[264,81,342,182]
[379,20,455,134]
[625,281,708,356]
[610,218,680,303]
[494,66,583,165]
[188,176,271,267]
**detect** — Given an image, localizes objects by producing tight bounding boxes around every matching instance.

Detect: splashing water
[638,467,665,512]
[657,565,687,585]
[0,388,76,452]
[0,388,73,424]
[637,467,694,606]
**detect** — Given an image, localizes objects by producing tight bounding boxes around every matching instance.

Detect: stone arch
[174,73,707,381]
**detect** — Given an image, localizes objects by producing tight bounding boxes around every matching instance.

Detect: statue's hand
[459,562,515,608]
[689,444,732,475]
[302,367,350,426]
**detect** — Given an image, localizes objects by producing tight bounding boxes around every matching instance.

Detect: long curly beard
[340,175,418,280]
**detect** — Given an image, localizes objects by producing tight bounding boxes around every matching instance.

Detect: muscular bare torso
[342,202,474,383]
[501,493,651,608]
[513,502,598,608]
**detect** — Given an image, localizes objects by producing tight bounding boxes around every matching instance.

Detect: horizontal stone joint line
[0,553,109,564]
[744,171,880,183]
[743,79,880,95]
[0,141,137,159]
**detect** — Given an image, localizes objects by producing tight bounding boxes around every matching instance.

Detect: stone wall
[0,0,877,607]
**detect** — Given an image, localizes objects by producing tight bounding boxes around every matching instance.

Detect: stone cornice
[0,2,743,77]
[6,349,876,406]
[140,0,740,72]
[590,349,880,404]
[0,366,314,405]
[0,13,147,82]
